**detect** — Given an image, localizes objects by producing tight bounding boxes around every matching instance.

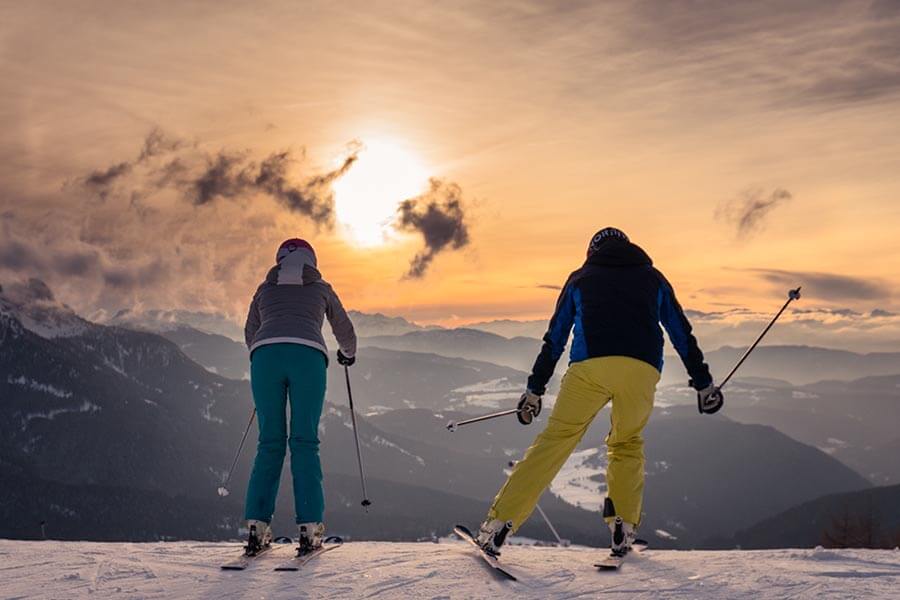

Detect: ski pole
[446,407,524,432]
[534,504,565,546]
[717,286,802,391]
[507,461,565,546]
[345,365,372,510]
[217,407,256,497]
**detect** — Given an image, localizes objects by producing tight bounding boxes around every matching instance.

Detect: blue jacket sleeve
[527,276,577,395]
[657,273,712,390]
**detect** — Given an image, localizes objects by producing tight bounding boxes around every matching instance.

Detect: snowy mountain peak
[0,278,89,339]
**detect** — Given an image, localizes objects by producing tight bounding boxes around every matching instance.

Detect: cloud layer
[745,268,892,301]
[1,128,476,325]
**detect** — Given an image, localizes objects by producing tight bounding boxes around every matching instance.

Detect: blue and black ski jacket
[527,240,712,395]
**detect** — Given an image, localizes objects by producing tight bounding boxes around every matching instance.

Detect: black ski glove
[517,391,542,425]
[337,350,355,367]
[697,384,724,414]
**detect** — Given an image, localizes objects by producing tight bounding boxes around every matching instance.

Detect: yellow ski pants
[487,356,660,529]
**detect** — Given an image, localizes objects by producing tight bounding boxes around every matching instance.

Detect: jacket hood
[585,239,653,267]
[265,251,322,285]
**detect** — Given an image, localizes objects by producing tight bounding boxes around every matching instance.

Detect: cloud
[83,162,132,199]
[102,259,170,291]
[0,230,168,295]
[251,149,358,222]
[83,130,360,226]
[536,284,562,290]
[0,237,42,271]
[396,179,470,278]
[188,152,250,205]
[682,303,900,353]
[744,268,893,301]
[4,277,56,303]
[717,188,792,238]
[138,127,184,162]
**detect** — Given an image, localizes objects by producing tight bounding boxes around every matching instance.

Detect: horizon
[2,274,900,354]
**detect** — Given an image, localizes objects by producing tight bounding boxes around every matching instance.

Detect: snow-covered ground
[2,540,899,599]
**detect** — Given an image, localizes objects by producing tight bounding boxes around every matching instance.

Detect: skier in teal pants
[242,238,357,555]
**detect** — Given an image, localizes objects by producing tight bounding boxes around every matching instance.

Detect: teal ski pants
[244,343,327,524]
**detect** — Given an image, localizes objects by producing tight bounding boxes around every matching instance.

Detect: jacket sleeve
[244,288,262,350]
[325,285,357,358]
[527,276,577,395]
[657,272,712,390]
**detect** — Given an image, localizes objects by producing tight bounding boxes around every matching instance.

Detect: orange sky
[1,1,898,335]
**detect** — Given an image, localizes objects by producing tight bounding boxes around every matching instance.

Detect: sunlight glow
[332,139,430,246]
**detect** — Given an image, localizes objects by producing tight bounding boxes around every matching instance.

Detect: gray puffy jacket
[244,253,357,361]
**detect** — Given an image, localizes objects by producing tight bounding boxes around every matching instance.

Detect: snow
[550,447,607,512]
[20,400,101,429]
[453,378,519,394]
[0,303,89,339]
[6,375,73,398]
[453,379,520,409]
[1,540,898,599]
[655,529,678,540]
[371,435,426,466]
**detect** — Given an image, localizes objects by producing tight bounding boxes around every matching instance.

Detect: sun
[332,139,430,246]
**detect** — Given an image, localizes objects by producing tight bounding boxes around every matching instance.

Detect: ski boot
[609,516,636,557]
[244,520,273,556]
[475,518,513,557]
[297,522,325,557]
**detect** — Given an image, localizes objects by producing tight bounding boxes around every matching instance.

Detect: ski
[594,539,648,571]
[220,544,279,570]
[453,524,518,582]
[220,536,293,570]
[273,536,344,571]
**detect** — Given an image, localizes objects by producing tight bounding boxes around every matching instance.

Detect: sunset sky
[2,1,898,348]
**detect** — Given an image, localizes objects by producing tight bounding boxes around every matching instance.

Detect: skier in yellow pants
[475,228,723,557]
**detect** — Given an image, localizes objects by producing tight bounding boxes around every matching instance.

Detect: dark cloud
[84,129,185,196]
[536,284,562,290]
[84,162,132,194]
[138,127,184,162]
[83,129,360,225]
[0,238,41,271]
[56,248,102,276]
[396,179,470,278]
[717,188,792,238]
[252,150,358,222]
[102,259,169,291]
[745,268,893,301]
[0,233,167,295]
[870,308,897,317]
[189,152,249,205]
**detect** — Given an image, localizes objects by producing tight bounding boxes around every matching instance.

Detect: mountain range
[1,279,896,549]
